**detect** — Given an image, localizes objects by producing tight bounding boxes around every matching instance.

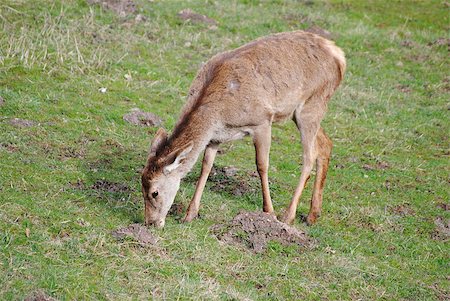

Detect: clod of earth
[111,224,158,245]
[177,9,217,25]
[211,211,314,253]
[305,26,333,40]
[123,108,162,127]
[24,291,57,301]
[432,217,450,241]
[9,118,36,128]
[91,179,129,193]
[87,0,136,17]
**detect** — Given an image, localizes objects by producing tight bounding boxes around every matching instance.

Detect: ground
[0,0,449,300]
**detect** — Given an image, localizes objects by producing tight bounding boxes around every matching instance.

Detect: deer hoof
[306,214,319,226]
[181,214,196,223]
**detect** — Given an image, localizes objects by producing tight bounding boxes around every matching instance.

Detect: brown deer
[141,30,345,228]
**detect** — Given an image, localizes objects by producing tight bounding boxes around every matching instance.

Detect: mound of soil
[111,224,158,245]
[123,108,162,127]
[24,291,57,301]
[177,9,217,25]
[211,211,313,253]
[87,0,136,17]
[9,118,36,128]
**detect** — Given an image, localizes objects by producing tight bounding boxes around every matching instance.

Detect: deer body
[142,31,346,227]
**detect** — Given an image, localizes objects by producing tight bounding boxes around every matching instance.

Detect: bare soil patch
[177,9,217,25]
[400,39,417,48]
[91,179,130,193]
[362,161,390,171]
[211,211,314,253]
[436,202,449,211]
[389,204,416,216]
[123,108,162,127]
[305,26,333,40]
[0,142,19,152]
[87,0,136,17]
[396,84,412,93]
[9,118,36,128]
[24,291,57,301]
[432,217,450,241]
[428,37,450,48]
[111,224,158,245]
[209,166,256,197]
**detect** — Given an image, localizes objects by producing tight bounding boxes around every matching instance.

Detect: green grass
[1,0,449,300]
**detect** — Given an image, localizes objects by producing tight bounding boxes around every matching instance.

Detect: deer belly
[212,127,254,143]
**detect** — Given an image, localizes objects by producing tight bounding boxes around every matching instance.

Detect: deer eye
[151,191,159,198]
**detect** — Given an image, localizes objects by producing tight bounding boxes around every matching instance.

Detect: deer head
[141,128,193,228]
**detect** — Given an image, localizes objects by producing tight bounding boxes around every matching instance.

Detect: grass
[0,0,449,300]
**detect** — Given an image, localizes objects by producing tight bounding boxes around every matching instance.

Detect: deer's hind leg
[253,123,274,214]
[281,98,328,225]
[307,127,332,225]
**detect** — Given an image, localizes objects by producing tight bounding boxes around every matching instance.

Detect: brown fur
[142,30,346,226]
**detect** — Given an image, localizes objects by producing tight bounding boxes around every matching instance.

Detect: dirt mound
[211,211,313,253]
[9,118,36,128]
[123,108,162,127]
[87,0,136,17]
[111,224,158,245]
[177,9,217,25]
[24,291,57,301]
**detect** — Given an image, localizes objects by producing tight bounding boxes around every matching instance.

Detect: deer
[141,30,346,228]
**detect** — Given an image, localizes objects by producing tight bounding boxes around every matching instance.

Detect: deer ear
[163,142,194,174]
[149,128,168,156]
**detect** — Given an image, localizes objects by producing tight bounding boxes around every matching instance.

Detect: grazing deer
[141,30,345,228]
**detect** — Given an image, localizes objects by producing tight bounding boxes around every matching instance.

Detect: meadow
[0,0,448,300]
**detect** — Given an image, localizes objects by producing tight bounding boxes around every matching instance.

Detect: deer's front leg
[253,124,274,214]
[182,143,218,222]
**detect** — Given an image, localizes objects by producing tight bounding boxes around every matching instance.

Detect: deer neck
[164,107,217,178]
